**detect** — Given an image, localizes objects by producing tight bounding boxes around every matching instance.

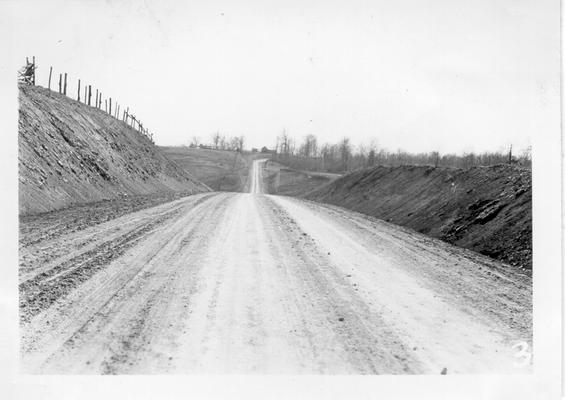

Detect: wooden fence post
[84,86,87,103]
[95,89,98,107]
[63,73,67,95]
[109,98,112,115]
[48,66,52,90]
[32,56,35,85]
[77,79,81,101]
[58,74,62,93]
[88,85,92,106]
[105,99,107,113]
[99,92,102,108]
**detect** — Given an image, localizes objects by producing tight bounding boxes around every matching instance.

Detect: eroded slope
[305,164,531,269]
[19,84,209,215]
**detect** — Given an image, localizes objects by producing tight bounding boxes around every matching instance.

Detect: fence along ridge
[18,56,154,143]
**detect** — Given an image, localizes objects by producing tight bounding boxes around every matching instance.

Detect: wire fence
[18,56,154,143]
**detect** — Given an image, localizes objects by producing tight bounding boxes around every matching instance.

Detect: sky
[3,0,560,154]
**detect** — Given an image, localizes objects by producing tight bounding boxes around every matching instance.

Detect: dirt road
[19,159,532,374]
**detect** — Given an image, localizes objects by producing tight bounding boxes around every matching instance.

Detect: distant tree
[190,136,200,148]
[229,136,239,151]
[431,151,440,167]
[237,135,245,151]
[366,139,378,167]
[367,149,376,166]
[338,137,351,171]
[278,129,291,157]
[299,134,318,158]
[211,132,221,149]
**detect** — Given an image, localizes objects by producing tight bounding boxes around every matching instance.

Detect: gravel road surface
[19,159,531,374]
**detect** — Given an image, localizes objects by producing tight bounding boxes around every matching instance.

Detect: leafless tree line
[189,132,246,152]
[272,132,532,173]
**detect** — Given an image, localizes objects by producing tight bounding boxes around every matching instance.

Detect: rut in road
[19,159,531,374]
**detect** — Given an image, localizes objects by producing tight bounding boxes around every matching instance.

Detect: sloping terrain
[305,164,532,269]
[160,146,267,192]
[19,84,209,215]
[263,160,341,196]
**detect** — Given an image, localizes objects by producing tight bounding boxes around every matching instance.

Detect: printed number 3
[512,341,532,367]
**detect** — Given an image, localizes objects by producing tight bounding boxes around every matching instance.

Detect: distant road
[249,158,269,193]
[20,159,531,374]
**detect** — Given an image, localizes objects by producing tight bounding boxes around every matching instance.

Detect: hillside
[263,160,341,196]
[160,146,267,192]
[19,84,209,215]
[305,164,532,269]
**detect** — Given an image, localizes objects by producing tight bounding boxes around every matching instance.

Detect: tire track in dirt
[269,194,531,373]
[20,208,181,322]
[20,193,233,372]
[258,195,419,373]
[19,193,216,282]
[286,198,532,340]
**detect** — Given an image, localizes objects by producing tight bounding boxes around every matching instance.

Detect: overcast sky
[5,0,560,154]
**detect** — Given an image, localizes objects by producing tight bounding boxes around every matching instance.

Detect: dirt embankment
[305,164,531,269]
[263,160,341,196]
[19,84,209,215]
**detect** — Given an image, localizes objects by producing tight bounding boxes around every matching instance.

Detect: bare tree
[339,137,351,171]
[236,135,245,152]
[229,136,239,151]
[431,151,440,167]
[211,132,221,149]
[278,129,291,157]
[271,135,526,173]
[299,134,318,158]
[190,136,201,148]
